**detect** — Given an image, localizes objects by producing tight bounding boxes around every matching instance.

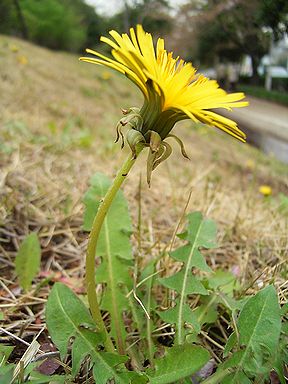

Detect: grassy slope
[1,36,287,303]
[240,84,288,106]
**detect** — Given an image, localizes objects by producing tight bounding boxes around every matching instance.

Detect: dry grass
[0,36,287,371]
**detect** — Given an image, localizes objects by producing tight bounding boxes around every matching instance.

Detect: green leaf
[146,344,210,384]
[222,285,281,381]
[0,345,14,366]
[158,299,201,335]
[82,178,101,232]
[0,364,14,384]
[83,173,132,259]
[208,270,240,295]
[222,371,252,384]
[273,353,286,384]
[280,302,288,316]
[83,173,133,352]
[217,293,245,312]
[46,283,145,384]
[278,193,288,216]
[27,371,69,383]
[223,332,237,358]
[15,233,41,291]
[185,212,217,250]
[272,311,288,384]
[160,271,208,296]
[91,353,147,384]
[159,212,217,344]
[46,283,96,361]
[192,296,218,326]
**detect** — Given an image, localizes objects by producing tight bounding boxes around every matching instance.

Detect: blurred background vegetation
[0,0,174,52]
[0,0,287,90]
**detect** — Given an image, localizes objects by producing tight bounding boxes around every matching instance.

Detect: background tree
[0,0,17,35]
[109,0,172,36]
[199,0,288,82]
[13,0,29,38]
[170,0,288,83]
[0,0,107,52]
[62,0,108,49]
[21,0,87,51]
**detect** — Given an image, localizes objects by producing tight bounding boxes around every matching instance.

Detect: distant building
[240,34,288,89]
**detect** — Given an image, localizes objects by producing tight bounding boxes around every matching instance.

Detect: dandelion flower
[259,185,272,196]
[9,44,19,52]
[80,25,248,183]
[101,71,112,80]
[17,55,28,65]
[245,159,255,170]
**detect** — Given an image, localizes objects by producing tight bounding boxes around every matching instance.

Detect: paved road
[221,96,288,142]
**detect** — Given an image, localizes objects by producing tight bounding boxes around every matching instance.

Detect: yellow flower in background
[245,159,255,170]
[259,185,272,196]
[101,71,112,80]
[80,25,248,184]
[17,55,28,65]
[9,44,19,53]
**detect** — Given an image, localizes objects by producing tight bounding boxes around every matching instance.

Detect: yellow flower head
[80,25,248,183]
[101,71,112,80]
[17,55,28,65]
[259,185,272,196]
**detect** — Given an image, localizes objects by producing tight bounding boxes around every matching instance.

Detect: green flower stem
[86,145,144,353]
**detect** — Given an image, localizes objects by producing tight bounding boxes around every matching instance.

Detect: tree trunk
[123,0,130,32]
[251,55,261,85]
[13,0,28,39]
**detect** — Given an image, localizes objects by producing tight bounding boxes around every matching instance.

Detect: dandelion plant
[79,24,247,349]
[44,25,286,384]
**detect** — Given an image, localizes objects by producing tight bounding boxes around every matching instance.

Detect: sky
[85,0,187,16]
